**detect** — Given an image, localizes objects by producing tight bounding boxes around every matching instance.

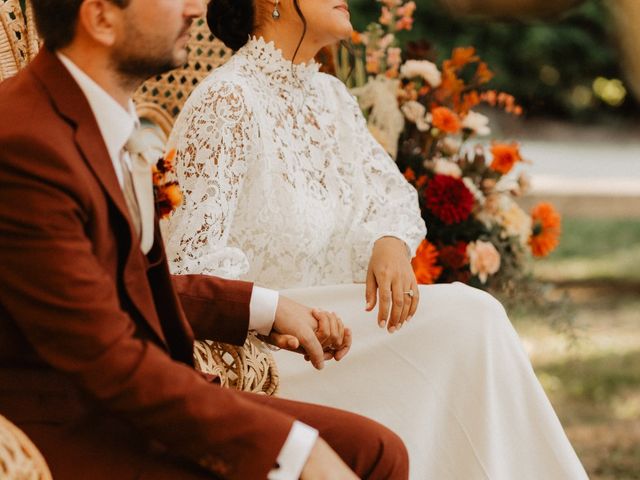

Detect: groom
[0,0,408,479]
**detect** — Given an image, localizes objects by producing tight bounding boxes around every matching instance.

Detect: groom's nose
[184,0,206,18]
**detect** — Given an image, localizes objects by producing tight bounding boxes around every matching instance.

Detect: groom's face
[110,0,205,80]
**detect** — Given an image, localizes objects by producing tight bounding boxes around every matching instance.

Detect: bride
[163,0,588,478]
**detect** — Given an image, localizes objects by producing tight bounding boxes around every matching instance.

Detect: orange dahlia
[431,106,461,134]
[412,239,443,284]
[529,203,561,257]
[490,142,522,175]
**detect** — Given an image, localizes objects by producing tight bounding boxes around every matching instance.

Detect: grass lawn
[511,217,640,479]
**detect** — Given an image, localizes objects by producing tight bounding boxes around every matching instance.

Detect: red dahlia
[424,174,475,225]
[438,241,469,269]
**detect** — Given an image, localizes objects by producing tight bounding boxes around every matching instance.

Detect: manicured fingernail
[378,321,386,329]
[407,315,413,322]
[389,326,397,333]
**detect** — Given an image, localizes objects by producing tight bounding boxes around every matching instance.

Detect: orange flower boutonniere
[153,149,182,219]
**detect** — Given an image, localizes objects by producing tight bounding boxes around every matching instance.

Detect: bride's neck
[253,27,321,65]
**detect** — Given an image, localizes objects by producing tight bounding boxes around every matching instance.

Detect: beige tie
[123,127,164,254]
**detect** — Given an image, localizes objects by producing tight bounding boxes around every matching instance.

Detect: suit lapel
[29,49,168,346]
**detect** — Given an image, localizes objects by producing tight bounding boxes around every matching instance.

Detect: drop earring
[272,0,281,20]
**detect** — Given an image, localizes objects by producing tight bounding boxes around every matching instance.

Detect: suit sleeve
[171,273,253,343]
[0,136,294,479]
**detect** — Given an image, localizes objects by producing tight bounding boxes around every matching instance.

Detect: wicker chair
[1,3,278,398]
[0,415,52,480]
[0,0,38,82]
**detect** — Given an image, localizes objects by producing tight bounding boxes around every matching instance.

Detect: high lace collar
[237,36,321,85]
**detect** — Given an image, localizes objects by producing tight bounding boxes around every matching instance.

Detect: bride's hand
[366,236,419,333]
[309,309,352,362]
[264,296,351,369]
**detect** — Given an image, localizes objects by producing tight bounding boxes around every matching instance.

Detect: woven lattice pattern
[194,334,280,396]
[0,0,38,82]
[134,18,233,136]
[0,415,52,480]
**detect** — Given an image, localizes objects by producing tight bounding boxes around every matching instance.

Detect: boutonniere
[153,149,183,219]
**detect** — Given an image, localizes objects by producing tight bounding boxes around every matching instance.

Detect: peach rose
[467,241,501,284]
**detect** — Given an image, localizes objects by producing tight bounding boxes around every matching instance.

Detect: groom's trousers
[5,385,408,480]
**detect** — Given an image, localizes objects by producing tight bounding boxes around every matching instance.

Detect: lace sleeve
[162,80,257,278]
[330,78,427,280]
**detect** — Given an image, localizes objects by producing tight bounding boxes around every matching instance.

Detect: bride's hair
[206,0,255,51]
[207,0,308,62]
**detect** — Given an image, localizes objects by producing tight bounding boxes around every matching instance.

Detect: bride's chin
[335,25,354,42]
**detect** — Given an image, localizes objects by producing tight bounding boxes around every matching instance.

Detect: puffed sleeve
[327,77,427,281]
[162,79,257,278]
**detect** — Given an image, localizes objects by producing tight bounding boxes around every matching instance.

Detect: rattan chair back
[0,0,39,82]
[134,17,233,137]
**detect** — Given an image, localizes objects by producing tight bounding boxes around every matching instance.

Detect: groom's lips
[334,3,350,15]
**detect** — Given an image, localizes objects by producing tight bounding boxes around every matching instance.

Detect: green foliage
[534,217,640,282]
[349,0,636,121]
[546,217,640,259]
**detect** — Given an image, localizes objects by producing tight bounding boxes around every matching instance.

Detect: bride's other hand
[366,237,419,333]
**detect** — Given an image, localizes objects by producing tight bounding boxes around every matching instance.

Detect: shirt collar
[56,53,139,161]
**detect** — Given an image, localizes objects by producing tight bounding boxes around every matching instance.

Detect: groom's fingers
[267,332,300,351]
[299,330,325,370]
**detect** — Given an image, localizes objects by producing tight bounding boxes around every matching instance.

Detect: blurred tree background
[348,0,638,122]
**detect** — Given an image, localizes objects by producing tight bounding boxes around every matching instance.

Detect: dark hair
[31,0,130,51]
[207,0,307,62]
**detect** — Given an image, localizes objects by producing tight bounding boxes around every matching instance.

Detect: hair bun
[207,0,255,51]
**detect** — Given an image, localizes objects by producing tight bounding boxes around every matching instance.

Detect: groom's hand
[264,296,352,369]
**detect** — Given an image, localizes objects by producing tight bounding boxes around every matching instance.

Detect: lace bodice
[163,37,426,289]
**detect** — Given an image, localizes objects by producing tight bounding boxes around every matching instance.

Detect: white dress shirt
[57,53,317,479]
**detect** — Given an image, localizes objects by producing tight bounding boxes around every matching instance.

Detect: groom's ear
[76,0,122,48]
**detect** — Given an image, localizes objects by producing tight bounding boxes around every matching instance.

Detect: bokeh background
[349,1,640,478]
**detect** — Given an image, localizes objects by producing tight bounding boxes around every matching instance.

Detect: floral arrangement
[338,0,561,291]
[153,149,183,219]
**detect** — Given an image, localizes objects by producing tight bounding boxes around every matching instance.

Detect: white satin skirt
[272,283,588,480]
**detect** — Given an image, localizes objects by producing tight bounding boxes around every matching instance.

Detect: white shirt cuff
[268,421,319,480]
[249,286,279,336]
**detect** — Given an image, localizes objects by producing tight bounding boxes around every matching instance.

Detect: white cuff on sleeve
[249,286,279,336]
[268,421,319,480]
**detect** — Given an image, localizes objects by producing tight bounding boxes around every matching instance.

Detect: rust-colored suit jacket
[0,49,294,479]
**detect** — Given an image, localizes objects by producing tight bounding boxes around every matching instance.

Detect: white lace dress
[164,37,587,479]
